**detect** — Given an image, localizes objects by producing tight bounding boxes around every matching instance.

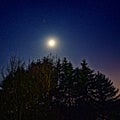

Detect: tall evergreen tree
[91,72,120,119]
[73,59,97,120]
[52,57,74,120]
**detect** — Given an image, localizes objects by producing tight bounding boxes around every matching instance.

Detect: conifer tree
[91,72,120,119]
[74,59,97,119]
[75,59,95,103]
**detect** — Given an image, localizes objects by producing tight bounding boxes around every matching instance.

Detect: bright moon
[48,39,55,47]
[47,39,56,48]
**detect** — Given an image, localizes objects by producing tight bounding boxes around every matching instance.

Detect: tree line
[0,56,120,120]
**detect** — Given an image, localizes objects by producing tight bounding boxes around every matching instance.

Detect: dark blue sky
[0,0,120,87]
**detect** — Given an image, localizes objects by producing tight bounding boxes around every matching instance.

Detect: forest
[0,56,120,120]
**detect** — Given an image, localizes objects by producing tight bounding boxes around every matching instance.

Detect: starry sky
[0,0,120,88]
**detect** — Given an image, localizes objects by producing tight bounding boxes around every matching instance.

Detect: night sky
[0,0,120,88]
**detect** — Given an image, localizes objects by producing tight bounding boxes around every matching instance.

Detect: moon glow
[46,38,57,48]
[48,39,56,47]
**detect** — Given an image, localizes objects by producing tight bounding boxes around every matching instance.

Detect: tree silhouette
[0,57,27,120]
[91,72,120,119]
[72,59,97,120]
[51,57,74,120]
[0,56,57,120]
[0,56,120,120]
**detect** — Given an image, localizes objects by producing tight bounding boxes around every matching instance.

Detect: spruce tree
[75,59,95,103]
[91,72,120,119]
